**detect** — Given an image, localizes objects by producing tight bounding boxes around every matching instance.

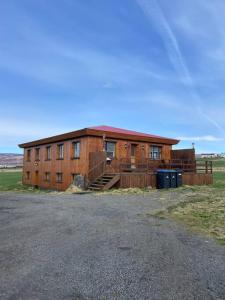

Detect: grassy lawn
[197,158,225,171]
[0,171,31,191]
[0,170,46,192]
[155,172,225,245]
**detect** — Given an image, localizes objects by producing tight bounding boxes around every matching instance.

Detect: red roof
[89,125,171,140]
[19,125,179,148]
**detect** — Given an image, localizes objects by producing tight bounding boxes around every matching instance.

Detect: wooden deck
[87,152,213,190]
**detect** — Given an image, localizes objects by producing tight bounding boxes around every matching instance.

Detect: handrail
[87,158,106,183]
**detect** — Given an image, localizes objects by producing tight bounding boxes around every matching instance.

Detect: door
[35,170,39,187]
[131,144,137,168]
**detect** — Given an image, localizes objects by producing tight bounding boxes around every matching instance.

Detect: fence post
[205,161,208,174]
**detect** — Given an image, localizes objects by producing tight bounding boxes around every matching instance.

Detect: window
[46,146,51,160]
[105,141,116,159]
[131,144,137,157]
[35,148,40,161]
[56,172,63,183]
[26,171,30,180]
[72,173,80,183]
[57,144,64,159]
[45,172,50,182]
[26,149,31,161]
[150,146,162,160]
[72,141,80,158]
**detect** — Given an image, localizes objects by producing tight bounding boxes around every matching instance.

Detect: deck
[87,152,213,190]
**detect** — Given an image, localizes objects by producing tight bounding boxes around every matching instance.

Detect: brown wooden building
[19,125,212,191]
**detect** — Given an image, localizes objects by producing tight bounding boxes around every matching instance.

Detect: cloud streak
[136,0,225,136]
[177,135,224,142]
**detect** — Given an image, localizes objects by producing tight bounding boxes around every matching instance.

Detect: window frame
[35,148,40,161]
[105,141,116,159]
[44,172,50,182]
[72,141,80,159]
[46,146,52,161]
[56,172,63,183]
[26,171,30,180]
[57,144,64,160]
[149,145,162,160]
[26,149,31,162]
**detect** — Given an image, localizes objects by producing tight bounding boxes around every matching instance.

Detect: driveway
[0,191,225,300]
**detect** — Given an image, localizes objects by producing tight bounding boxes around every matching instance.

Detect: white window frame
[73,141,80,158]
[105,141,116,159]
[150,145,162,160]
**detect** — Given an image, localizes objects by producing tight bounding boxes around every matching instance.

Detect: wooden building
[19,125,212,191]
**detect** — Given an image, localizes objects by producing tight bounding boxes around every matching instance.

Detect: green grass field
[0,171,29,191]
[198,158,225,170]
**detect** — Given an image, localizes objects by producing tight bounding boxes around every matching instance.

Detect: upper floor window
[57,144,64,159]
[150,146,162,160]
[46,146,51,160]
[35,148,40,161]
[26,149,31,161]
[72,141,80,158]
[105,141,116,159]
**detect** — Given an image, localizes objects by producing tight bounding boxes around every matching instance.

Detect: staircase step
[90,183,105,187]
[97,179,111,183]
[89,186,101,190]
[89,173,120,191]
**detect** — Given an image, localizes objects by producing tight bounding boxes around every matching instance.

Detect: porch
[87,151,213,191]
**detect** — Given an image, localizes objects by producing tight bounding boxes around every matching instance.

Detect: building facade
[19,125,179,191]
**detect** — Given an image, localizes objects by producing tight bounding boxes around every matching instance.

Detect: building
[201,153,218,159]
[19,125,212,191]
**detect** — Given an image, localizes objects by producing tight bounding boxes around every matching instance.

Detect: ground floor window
[56,172,63,183]
[45,172,50,182]
[26,171,30,180]
[150,145,162,160]
[72,173,80,182]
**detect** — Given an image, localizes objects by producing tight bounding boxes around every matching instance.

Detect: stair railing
[87,158,106,184]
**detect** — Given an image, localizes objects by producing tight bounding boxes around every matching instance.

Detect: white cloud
[177,135,224,142]
[136,0,225,137]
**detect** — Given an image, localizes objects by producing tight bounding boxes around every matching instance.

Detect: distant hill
[0,153,23,167]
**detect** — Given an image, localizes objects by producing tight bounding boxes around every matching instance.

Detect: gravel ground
[0,191,225,300]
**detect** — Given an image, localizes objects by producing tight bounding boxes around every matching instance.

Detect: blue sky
[0,0,225,154]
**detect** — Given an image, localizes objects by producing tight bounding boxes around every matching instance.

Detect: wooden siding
[119,173,156,188]
[22,135,173,191]
[22,137,90,191]
[182,173,213,185]
[119,173,212,189]
[171,149,195,161]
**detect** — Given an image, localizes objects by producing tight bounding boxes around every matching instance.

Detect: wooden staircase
[89,174,120,191]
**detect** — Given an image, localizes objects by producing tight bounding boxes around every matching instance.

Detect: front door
[35,170,39,187]
[131,144,137,168]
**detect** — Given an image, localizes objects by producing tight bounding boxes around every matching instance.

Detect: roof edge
[18,127,179,148]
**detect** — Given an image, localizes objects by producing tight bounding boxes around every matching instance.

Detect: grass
[213,172,225,188]
[0,170,48,192]
[154,172,225,245]
[197,158,225,171]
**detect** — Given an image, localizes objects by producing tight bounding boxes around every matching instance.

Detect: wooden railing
[87,159,106,182]
[196,160,213,174]
[87,153,213,184]
[106,158,213,174]
[88,151,106,183]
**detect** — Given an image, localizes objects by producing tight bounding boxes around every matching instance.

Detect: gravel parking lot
[0,191,225,300]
